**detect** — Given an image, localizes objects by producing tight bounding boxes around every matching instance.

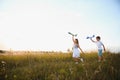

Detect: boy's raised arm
[90,38,95,42]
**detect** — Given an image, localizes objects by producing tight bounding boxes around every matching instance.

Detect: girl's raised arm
[72,36,75,43]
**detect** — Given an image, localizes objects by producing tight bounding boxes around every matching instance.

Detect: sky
[0,0,120,52]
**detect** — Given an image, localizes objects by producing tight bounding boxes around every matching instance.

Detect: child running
[72,36,84,64]
[90,36,106,62]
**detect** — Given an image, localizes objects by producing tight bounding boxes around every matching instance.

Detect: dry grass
[0,51,120,80]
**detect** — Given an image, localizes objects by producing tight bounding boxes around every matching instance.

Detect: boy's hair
[96,36,101,40]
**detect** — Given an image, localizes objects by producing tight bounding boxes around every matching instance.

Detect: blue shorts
[98,49,102,56]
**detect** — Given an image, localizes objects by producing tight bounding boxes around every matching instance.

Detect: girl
[72,36,84,64]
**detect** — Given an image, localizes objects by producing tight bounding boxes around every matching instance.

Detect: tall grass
[0,52,120,80]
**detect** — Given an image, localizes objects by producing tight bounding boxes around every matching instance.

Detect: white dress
[73,44,80,58]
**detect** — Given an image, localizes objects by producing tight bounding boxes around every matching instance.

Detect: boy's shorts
[98,49,102,56]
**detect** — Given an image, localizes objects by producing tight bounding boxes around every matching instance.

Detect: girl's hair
[75,39,79,44]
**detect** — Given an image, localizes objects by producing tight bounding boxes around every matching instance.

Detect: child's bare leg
[98,50,102,62]
[73,58,78,62]
[98,56,102,62]
[73,58,79,64]
[101,55,106,61]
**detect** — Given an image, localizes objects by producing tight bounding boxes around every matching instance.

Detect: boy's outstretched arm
[90,38,95,42]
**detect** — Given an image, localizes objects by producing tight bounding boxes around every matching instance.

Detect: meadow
[0,51,120,80]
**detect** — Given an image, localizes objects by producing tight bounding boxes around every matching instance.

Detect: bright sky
[0,0,120,52]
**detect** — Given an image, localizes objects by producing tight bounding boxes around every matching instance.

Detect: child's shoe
[75,62,78,64]
[80,58,84,62]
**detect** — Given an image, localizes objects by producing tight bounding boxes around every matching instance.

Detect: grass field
[0,51,120,80]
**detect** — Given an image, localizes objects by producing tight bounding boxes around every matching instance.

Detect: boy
[90,36,106,62]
